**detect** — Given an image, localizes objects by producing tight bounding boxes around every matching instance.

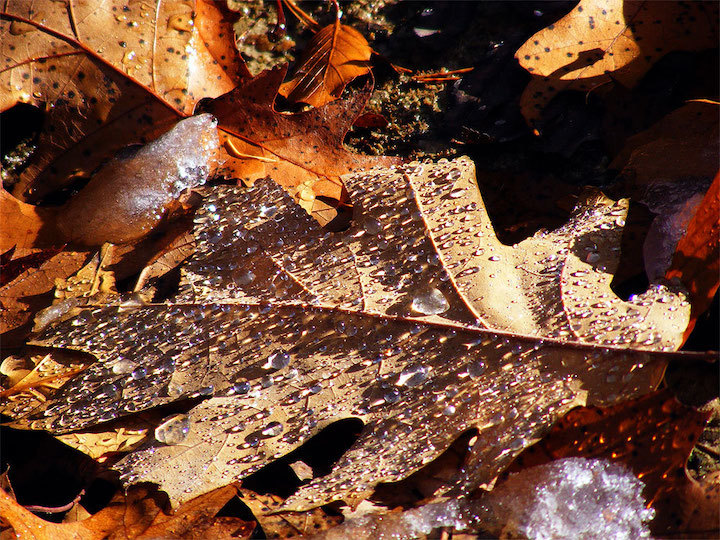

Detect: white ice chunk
[482,457,655,540]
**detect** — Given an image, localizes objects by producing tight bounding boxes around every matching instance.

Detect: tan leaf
[19,157,704,512]
[515,0,719,124]
[279,21,372,108]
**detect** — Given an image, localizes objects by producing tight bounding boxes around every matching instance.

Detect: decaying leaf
[16,157,701,512]
[0,249,89,345]
[516,0,719,123]
[204,66,399,224]
[0,0,247,201]
[279,21,372,108]
[0,484,252,540]
[238,489,341,538]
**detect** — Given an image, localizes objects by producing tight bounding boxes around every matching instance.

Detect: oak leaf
[279,21,373,108]
[18,157,700,512]
[515,0,719,124]
[0,0,248,202]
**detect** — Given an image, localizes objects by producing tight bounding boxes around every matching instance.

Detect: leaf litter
[13,156,704,513]
[1,2,718,537]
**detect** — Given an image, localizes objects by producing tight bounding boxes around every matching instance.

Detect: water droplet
[230,381,251,395]
[396,364,429,387]
[131,366,147,380]
[411,288,449,315]
[264,350,290,370]
[262,421,283,437]
[259,204,277,218]
[155,414,190,445]
[467,360,487,378]
[111,359,135,375]
[235,270,255,286]
[363,217,383,235]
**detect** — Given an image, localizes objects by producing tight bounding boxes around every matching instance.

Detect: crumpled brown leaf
[0,484,252,540]
[203,65,399,224]
[17,157,703,512]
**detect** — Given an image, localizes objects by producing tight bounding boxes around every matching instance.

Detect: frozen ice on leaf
[313,458,654,540]
[55,114,220,246]
[22,157,697,510]
[480,458,655,539]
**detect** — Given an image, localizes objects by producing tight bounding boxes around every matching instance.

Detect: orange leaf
[0,0,247,202]
[666,172,720,340]
[279,21,372,108]
[515,0,719,124]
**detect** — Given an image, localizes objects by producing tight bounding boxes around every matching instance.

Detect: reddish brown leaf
[516,1,719,124]
[204,66,400,224]
[0,188,59,251]
[609,101,719,191]
[279,21,372,108]
[0,250,89,347]
[0,0,246,202]
[666,172,720,340]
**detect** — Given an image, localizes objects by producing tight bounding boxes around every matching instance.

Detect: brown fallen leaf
[204,66,399,224]
[17,157,707,513]
[609,101,719,190]
[0,0,248,202]
[238,489,341,538]
[607,101,718,285]
[0,250,89,346]
[0,188,58,252]
[279,21,373,108]
[515,0,719,124]
[666,172,720,341]
[0,484,253,540]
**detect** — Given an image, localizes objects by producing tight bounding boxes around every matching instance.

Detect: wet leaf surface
[16,157,704,511]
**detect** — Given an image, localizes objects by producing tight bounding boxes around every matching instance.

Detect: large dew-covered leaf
[20,157,694,509]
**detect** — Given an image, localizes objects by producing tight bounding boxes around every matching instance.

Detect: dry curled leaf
[0,0,248,202]
[279,21,373,108]
[0,484,252,540]
[666,172,720,341]
[238,489,341,538]
[11,157,705,514]
[516,0,719,124]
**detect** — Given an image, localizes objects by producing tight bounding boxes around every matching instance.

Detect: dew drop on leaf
[262,421,283,437]
[397,364,429,387]
[155,414,190,445]
[411,288,450,315]
[264,351,290,370]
